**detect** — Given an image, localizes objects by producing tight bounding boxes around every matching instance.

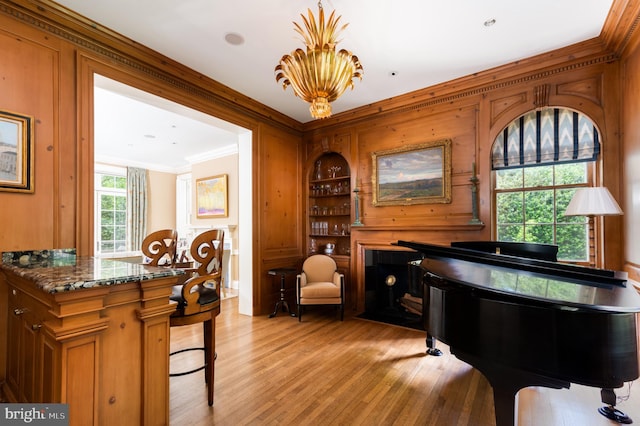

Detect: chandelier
[275,1,363,119]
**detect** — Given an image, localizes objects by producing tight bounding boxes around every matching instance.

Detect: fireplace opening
[360,249,424,330]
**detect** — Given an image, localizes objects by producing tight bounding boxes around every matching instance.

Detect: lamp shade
[564,187,623,217]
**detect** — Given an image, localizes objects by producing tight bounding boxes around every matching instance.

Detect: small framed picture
[196,174,228,218]
[0,110,34,193]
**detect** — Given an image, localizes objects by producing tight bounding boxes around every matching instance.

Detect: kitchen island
[0,249,184,426]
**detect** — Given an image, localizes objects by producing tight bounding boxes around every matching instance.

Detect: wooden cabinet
[307,152,352,300]
[0,262,178,426]
[5,284,54,404]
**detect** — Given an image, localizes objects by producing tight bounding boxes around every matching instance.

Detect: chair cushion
[170,284,219,310]
[299,281,340,299]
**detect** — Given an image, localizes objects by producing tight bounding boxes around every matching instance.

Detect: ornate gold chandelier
[275,1,363,119]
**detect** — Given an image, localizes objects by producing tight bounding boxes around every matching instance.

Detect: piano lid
[398,240,640,313]
[397,240,627,286]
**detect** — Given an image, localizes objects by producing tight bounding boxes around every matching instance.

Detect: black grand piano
[397,240,640,426]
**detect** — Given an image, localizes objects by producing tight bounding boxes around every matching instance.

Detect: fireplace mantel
[349,222,485,311]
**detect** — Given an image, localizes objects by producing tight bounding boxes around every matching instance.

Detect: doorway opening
[93,74,254,315]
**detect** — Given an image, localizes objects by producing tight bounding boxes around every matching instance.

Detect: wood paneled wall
[257,124,305,313]
[620,10,640,281]
[0,0,639,315]
[302,45,630,309]
[0,0,304,316]
[0,11,75,251]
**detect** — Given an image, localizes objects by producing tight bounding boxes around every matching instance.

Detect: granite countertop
[1,249,184,294]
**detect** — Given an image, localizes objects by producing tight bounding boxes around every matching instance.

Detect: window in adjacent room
[492,108,599,263]
[95,166,128,256]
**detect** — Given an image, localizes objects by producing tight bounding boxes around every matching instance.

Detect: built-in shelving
[308,153,351,257]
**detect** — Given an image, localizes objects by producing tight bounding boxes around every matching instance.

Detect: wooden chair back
[141,229,177,266]
[190,229,225,282]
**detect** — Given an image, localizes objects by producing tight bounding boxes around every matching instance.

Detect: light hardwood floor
[169,297,639,425]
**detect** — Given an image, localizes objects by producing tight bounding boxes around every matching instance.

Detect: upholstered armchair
[296,254,344,322]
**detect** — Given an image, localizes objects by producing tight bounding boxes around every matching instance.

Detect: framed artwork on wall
[372,139,452,206]
[196,174,228,218]
[0,110,34,193]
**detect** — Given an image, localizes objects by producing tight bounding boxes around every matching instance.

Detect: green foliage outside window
[100,175,126,190]
[495,163,589,262]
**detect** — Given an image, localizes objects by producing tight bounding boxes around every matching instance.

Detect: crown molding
[0,0,304,134]
[600,0,640,54]
[304,39,616,131]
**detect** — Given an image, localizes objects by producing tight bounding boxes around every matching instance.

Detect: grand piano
[397,240,640,426]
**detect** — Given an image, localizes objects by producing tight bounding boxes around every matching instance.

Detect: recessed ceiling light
[224,32,245,46]
[484,18,496,27]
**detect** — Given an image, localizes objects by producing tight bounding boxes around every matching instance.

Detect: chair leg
[297,304,302,322]
[203,318,215,406]
[340,304,344,321]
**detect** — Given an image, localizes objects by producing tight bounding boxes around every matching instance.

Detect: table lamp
[564,187,623,217]
[564,186,623,268]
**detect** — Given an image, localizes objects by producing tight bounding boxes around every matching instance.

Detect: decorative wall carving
[533,84,550,108]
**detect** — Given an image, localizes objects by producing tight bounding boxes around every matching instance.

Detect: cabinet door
[6,287,22,399]
[6,285,48,403]
[40,335,57,403]
[19,308,41,402]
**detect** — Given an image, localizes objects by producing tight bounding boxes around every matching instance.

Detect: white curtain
[127,167,148,251]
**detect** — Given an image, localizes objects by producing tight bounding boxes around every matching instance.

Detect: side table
[267,267,298,318]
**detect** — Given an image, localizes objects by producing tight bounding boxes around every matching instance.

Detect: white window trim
[94,166,142,259]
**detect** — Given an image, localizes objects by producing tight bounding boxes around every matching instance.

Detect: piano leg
[598,388,633,424]
[426,333,443,356]
[423,280,442,356]
[492,384,519,426]
[452,349,569,426]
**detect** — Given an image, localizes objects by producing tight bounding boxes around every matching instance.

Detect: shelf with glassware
[308,176,352,257]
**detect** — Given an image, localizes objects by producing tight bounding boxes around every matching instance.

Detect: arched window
[491,108,600,262]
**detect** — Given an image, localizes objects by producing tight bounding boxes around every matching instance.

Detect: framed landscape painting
[372,139,451,206]
[0,110,34,193]
[196,174,228,218]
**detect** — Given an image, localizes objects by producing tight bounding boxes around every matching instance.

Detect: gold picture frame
[196,174,228,218]
[0,110,34,193]
[372,139,452,206]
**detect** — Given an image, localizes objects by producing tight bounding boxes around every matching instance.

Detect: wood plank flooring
[169,297,639,425]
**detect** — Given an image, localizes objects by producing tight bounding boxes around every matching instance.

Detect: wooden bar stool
[169,229,224,406]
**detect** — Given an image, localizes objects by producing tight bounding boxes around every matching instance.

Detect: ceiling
[55,0,615,171]
[93,75,247,173]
